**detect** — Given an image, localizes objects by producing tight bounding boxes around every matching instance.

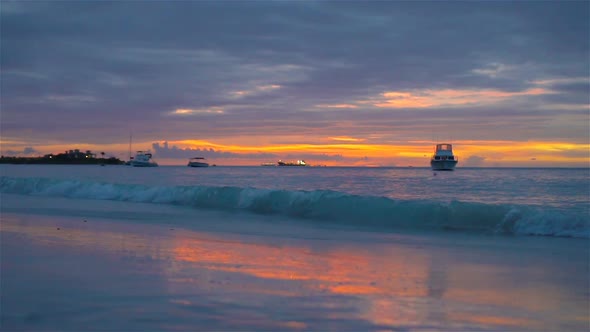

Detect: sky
[1,1,589,167]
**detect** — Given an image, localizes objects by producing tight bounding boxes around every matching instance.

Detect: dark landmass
[0,156,125,165]
[0,149,125,165]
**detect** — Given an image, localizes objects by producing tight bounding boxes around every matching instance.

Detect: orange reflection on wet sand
[168,236,439,328]
[4,213,585,331]
[171,238,431,298]
[447,312,537,329]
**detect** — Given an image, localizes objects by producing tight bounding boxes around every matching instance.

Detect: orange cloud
[169,108,224,115]
[373,88,553,109]
[328,136,364,142]
[231,84,282,97]
[531,77,589,86]
[315,104,359,109]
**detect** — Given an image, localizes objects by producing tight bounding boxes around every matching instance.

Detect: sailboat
[125,134,133,166]
[126,134,158,167]
[130,150,158,167]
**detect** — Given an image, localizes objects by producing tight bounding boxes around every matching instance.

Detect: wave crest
[1,176,588,238]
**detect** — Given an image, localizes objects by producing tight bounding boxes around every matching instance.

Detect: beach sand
[1,194,588,331]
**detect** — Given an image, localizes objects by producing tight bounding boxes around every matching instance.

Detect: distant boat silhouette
[277,160,307,166]
[187,157,209,167]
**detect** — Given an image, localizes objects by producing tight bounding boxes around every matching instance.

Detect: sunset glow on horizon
[5,138,587,167]
[1,1,588,167]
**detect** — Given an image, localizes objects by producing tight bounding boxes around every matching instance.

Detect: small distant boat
[188,157,209,167]
[277,160,307,166]
[130,151,158,167]
[261,162,276,166]
[430,144,458,171]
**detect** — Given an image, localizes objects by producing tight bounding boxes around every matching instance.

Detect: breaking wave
[1,176,588,238]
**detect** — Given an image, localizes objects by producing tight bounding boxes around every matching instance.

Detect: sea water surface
[1,165,588,238]
[1,165,589,331]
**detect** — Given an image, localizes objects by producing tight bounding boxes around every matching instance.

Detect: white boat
[430,144,458,171]
[187,157,209,167]
[129,151,158,167]
[277,160,307,166]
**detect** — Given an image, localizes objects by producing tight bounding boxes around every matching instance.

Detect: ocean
[2,165,589,331]
[1,165,588,238]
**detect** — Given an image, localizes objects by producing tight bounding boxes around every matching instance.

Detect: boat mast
[128,133,132,160]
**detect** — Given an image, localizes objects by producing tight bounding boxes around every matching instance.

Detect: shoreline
[1,194,588,331]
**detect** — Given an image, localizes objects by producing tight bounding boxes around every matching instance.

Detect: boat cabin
[432,144,457,161]
[134,151,153,162]
[435,144,453,154]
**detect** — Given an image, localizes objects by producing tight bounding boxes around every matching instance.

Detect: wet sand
[1,195,588,331]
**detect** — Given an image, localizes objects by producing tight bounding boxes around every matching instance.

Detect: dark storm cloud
[1,1,588,145]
